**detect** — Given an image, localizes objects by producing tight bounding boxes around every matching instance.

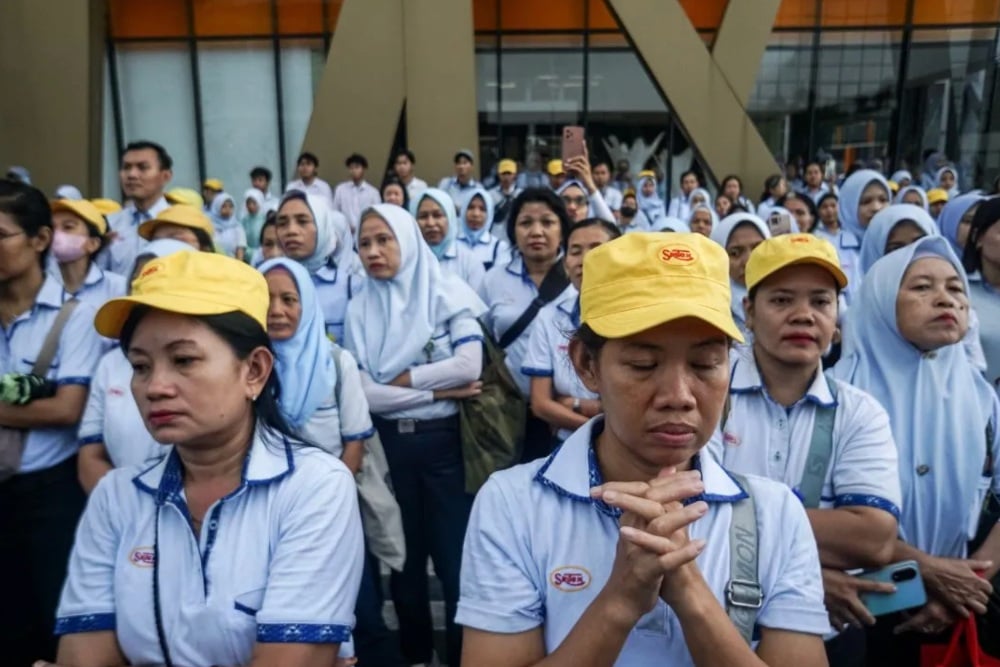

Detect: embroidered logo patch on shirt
[128,547,155,568]
[550,565,591,592]
[723,430,742,446]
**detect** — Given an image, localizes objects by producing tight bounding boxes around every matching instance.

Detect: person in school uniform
[332,153,382,235]
[201,177,224,212]
[688,203,718,238]
[76,239,197,495]
[49,251,363,667]
[556,150,616,225]
[666,169,701,220]
[459,185,511,271]
[286,151,335,209]
[592,161,624,215]
[833,170,892,305]
[137,204,217,253]
[412,187,486,292]
[458,232,830,667]
[48,198,126,308]
[894,185,930,211]
[488,158,522,237]
[927,188,949,221]
[208,191,248,260]
[0,181,105,666]
[103,141,173,276]
[833,237,1000,663]
[708,234,901,666]
[521,218,619,447]
[345,203,486,667]
[637,172,667,224]
[438,149,480,206]
[249,165,280,213]
[273,191,362,343]
[964,197,1000,388]
[709,212,771,341]
[393,149,429,202]
[618,189,654,233]
[240,188,268,257]
[939,192,984,257]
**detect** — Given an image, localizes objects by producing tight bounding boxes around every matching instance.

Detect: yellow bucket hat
[94,251,268,338]
[581,232,743,342]
[745,233,848,291]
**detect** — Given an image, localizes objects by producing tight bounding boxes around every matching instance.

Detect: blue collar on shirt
[554,288,581,327]
[534,417,747,519]
[458,231,493,247]
[133,429,296,506]
[503,253,536,286]
[730,350,837,408]
[82,263,106,287]
[448,178,478,190]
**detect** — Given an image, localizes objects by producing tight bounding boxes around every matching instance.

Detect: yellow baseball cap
[927,188,949,205]
[94,251,268,338]
[581,232,743,342]
[139,205,215,241]
[90,198,122,215]
[203,178,224,192]
[50,199,108,235]
[498,159,518,175]
[745,233,848,291]
[166,187,205,208]
[547,159,564,176]
[887,180,900,193]
[637,169,657,180]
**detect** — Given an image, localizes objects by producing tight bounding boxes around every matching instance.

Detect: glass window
[749,31,815,160]
[117,42,200,189]
[279,38,326,187]
[197,40,281,202]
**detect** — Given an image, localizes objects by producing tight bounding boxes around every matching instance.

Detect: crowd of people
[1,137,999,667]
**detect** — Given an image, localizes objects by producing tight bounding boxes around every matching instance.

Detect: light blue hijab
[894,185,929,211]
[650,216,689,233]
[410,187,457,260]
[833,237,997,557]
[859,204,939,274]
[890,169,913,185]
[209,192,240,231]
[936,166,960,198]
[278,190,339,273]
[458,186,496,246]
[131,239,196,285]
[258,257,336,429]
[710,212,771,331]
[937,192,985,256]
[636,175,665,221]
[837,169,891,238]
[345,204,486,383]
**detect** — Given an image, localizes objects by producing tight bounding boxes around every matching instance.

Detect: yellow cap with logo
[927,188,949,205]
[744,233,848,291]
[50,199,108,235]
[90,198,122,216]
[581,232,743,342]
[138,204,215,241]
[95,251,268,338]
[547,159,564,176]
[165,187,205,208]
[203,178,224,192]
[498,159,518,175]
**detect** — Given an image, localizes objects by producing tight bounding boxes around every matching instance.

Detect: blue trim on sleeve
[834,494,901,520]
[54,612,116,635]
[57,376,91,387]
[342,426,376,442]
[234,601,258,617]
[79,434,104,446]
[452,335,484,348]
[521,367,554,377]
[257,623,352,643]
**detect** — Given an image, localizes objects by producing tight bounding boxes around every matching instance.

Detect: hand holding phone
[562,126,586,163]
[856,560,927,617]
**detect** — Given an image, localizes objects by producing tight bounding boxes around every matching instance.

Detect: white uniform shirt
[457,418,830,666]
[403,177,429,202]
[814,225,863,305]
[56,432,364,666]
[521,287,597,441]
[286,178,335,209]
[78,347,163,469]
[439,242,486,293]
[1,275,103,472]
[437,177,480,209]
[331,180,381,233]
[313,265,363,343]
[708,349,902,518]
[599,186,623,211]
[214,224,248,258]
[457,233,511,272]
[49,263,127,309]
[298,346,376,458]
[104,197,171,276]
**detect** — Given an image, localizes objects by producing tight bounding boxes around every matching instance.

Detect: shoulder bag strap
[32,299,80,377]
[799,376,839,509]
[726,473,762,645]
[498,263,569,349]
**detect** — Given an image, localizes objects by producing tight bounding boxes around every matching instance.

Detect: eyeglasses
[0,230,25,243]
[562,196,588,207]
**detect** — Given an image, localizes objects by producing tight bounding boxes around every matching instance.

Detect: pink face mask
[51,230,89,263]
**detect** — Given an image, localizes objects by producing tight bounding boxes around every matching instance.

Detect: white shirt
[521,287,597,440]
[403,177,429,202]
[1,275,103,472]
[78,347,163,469]
[599,186,623,211]
[214,224,248,258]
[56,431,364,666]
[104,196,171,276]
[813,226,863,305]
[312,265,363,344]
[667,194,692,221]
[286,177,335,209]
[457,232,511,272]
[709,349,902,519]
[49,263,127,309]
[439,242,486,293]
[437,177,480,209]
[298,346,376,458]
[331,180,381,233]
[457,418,830,666]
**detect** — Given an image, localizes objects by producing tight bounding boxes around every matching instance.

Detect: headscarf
[837,169,891,238]
[278,190,338,273]
[55,185,83,200]
[556,179,594,219]
[936,166,960,198]
[688,187,712,209]
[410,188,457,260]
[458,186,495,246]
[894,185,929,211]
[890,170,913,185]
[936,192,985,256]
[636,175,665,221]
[345,204,486,383]
[688,203,719,228]
[710,212,771,326]
[329,209,358,273]
[921,152,947,190]
[241,188,267,249]
[833,237,996,556]
[209,192,240,231]
[650,216,689,233]
[859,204,938,274]
[258,257,336,429]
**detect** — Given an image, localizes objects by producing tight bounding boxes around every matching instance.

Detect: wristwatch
[572,397,582,414]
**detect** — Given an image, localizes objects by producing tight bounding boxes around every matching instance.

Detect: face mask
[620,206,637,218]
[51,230,89,263]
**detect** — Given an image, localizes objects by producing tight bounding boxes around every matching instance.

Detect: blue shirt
[969,275,1000,389]
[437,177,480,208]
[1,275,103,472]
[104,197,171,276]
[49,263,127,308]
[56,431,364,666]
[813,225,863,305]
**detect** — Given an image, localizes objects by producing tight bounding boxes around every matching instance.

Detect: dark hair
[121,141,173,171]
[81,217,110,261]
[505,187,573,248]
[761,174,784,201]
[567,217,622,244]
[119,308,299,445]
[721,175,743,192]
[192,228,215,253]
[776,192,818,232]
[804,160,824,174]
[592,160,611,171]
[680,169,700,185]
[380,176,410,210]
[395,149,416,164]
[963,196,1000,274]
[345,153,368,169]
[817,192,838,208]
[0,179,52,267]
[259,211,277,246]
[250,166,272,182]
[572,322,609,359]
[297,152,319,167]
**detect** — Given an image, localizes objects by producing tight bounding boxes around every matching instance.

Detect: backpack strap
[32,299,80,377]
[726,473,762,645]
[798,375,839,509]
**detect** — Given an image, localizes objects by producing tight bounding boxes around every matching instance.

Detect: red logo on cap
[790,236,812,244]
[139,264,161,279]
[659,245,696,265]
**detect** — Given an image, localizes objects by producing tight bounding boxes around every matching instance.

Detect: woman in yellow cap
[138,204,216,253]
[458,232,829,666]
[49,198,126,308]
[50,251,364,667]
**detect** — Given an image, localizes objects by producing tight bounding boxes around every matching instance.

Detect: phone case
[857,560,927,617]
[562,126,585,162]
